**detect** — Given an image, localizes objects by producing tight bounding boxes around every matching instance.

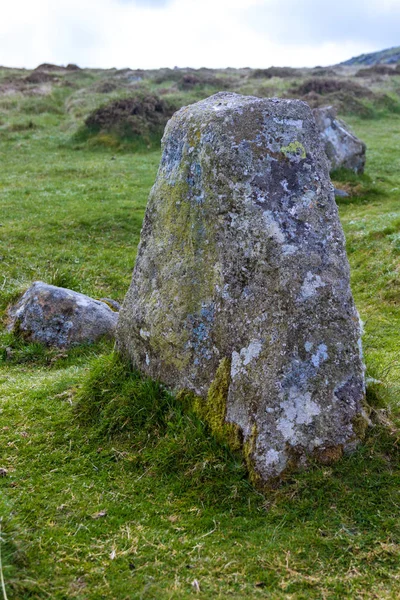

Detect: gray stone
[313,106,366,174]
[9,281,118,347]
[334,188,350,198]
[117,92,366,485]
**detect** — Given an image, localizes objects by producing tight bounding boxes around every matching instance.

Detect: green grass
[1,75,400,598]
[0,122,159,308]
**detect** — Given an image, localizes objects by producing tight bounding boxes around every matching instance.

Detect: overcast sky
[1,0,399,70]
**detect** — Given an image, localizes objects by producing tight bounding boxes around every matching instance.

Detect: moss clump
[314,445,344,465]
[243,424,264,488]
[352,413,369,440]
[177,358,242,453]
[74,351,174,436]
[197,357,242,451]
[177,359,270,488]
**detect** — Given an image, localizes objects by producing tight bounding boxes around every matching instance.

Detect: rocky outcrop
[117,92,366,485]
[313,106,366,173]
[8,282,118,347]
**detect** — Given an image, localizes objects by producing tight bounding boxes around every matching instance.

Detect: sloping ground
[2,52,400,151]
[341,45,400,66]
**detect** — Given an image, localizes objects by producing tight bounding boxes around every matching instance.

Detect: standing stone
[117,92,366,485]
[313,106,366,173]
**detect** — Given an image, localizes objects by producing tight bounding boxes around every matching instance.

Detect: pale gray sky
[1,0,399,69]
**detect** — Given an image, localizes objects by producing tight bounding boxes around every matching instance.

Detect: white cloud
[0,0,398,69]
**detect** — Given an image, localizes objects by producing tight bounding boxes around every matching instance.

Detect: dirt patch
[287,78,380,116]
[34,63,65,72]
[84,92,178,141]
[25,71,56,84]
[356,65,397,77]
[298,90,374,117]
[310,67,339,77]
[176,73,232,90]
[0,80,24,95]
[251,67,299,79]
[0,71,55,97]
[92,81,121,94]
[291,78,372,98]
[178,73,201,89]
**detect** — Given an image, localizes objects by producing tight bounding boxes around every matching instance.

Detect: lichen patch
[231,340,263,380]
[117,92,366,485]
[299,272,326,300]
[277,389,321,442]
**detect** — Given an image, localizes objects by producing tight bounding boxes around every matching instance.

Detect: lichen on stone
[280,140,307,160]
[117,92,366,485]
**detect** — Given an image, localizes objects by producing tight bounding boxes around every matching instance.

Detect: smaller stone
[334,188,350,198]
[8,281,118,348]
[313,106,366,173]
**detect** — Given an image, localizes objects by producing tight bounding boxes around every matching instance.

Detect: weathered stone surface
[313,105,366,173]
[9,282,118,347]
[117,92,366,484]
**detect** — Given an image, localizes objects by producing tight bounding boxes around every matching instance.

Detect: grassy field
[0,71,400,599]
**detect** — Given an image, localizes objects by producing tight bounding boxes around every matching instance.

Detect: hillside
[341,45,400,66]
[1,58,400,153]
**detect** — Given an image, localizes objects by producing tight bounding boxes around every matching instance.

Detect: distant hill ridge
[340,46,400,66]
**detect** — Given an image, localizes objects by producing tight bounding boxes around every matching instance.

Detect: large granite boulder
[8,282,118,347]
[117,92,366,485]
[313,106,366,173]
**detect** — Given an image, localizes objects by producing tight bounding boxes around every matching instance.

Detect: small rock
[334,188,350,198]
[91,510,107,519]
[8,281,118,348]
[313,106,366,173]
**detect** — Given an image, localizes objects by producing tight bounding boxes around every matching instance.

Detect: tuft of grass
[48,268,84,292]
[75,351,175,435]
[0,330,114,368]
[74,352,248,492]
[331,167,385,204]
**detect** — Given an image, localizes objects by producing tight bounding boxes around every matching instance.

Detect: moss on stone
[351,413,369,440]
[182,357,241,451]
[175,358,271,488]
[201,357,242,451]
[314,445,344,465]
[243,424,264,488]
[137,161,220,371]
[154,159,218,315]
